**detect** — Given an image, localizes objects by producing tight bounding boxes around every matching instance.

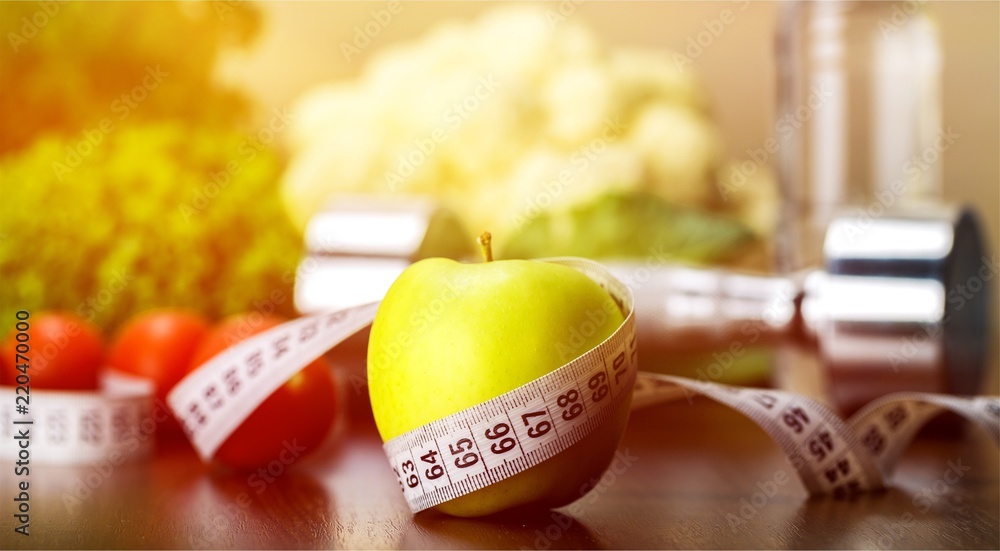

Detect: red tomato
[107,309,210,431]
[188,314,338,470]
[1,312,104,390]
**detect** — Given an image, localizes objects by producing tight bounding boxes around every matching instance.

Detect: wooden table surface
[3,375,998,550]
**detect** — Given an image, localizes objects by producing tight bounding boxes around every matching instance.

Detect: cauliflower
[282,5,747,254]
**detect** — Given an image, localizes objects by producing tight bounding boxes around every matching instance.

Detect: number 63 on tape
[166,258,1000,514]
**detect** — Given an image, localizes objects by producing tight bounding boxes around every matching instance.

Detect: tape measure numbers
[165,257,1000,514]
[0,372,156,465]
[167,303,379,461]
[381,259,639,512]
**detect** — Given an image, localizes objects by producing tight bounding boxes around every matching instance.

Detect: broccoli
[0,122,301,332]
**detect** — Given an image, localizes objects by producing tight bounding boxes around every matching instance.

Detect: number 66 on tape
[167,258,1000,514]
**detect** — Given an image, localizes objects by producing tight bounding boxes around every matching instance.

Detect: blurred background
[221,1,997,245]
[1,1,996,393]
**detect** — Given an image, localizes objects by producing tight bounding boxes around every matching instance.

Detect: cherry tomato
[188,314,338,470]
[107,309,210,431]
[1,312,103,390]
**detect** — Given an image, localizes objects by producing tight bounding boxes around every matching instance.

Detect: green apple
[368,233,631,517]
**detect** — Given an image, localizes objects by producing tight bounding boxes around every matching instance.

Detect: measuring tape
[0,372,155,465]
[4,256,990,505]
[629,375,999,496]
[163,257,999,515]
[166,302,379,461]
[380,258,639,512]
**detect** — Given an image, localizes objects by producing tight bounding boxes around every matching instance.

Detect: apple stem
[478,232,494,262]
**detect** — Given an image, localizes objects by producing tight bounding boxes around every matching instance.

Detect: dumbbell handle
[606,263,809,353]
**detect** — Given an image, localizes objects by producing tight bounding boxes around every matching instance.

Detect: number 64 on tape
[166,258,1000,514]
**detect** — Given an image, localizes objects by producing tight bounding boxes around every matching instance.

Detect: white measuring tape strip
[629,373,885,497]
[166,302,379,461]
[161,257,1000,514]
[0,372,156,465]
[380,258,639,512]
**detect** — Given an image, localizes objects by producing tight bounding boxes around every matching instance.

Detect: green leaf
[501,191,755,263]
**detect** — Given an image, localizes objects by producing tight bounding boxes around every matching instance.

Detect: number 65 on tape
[167,258,1000,514]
